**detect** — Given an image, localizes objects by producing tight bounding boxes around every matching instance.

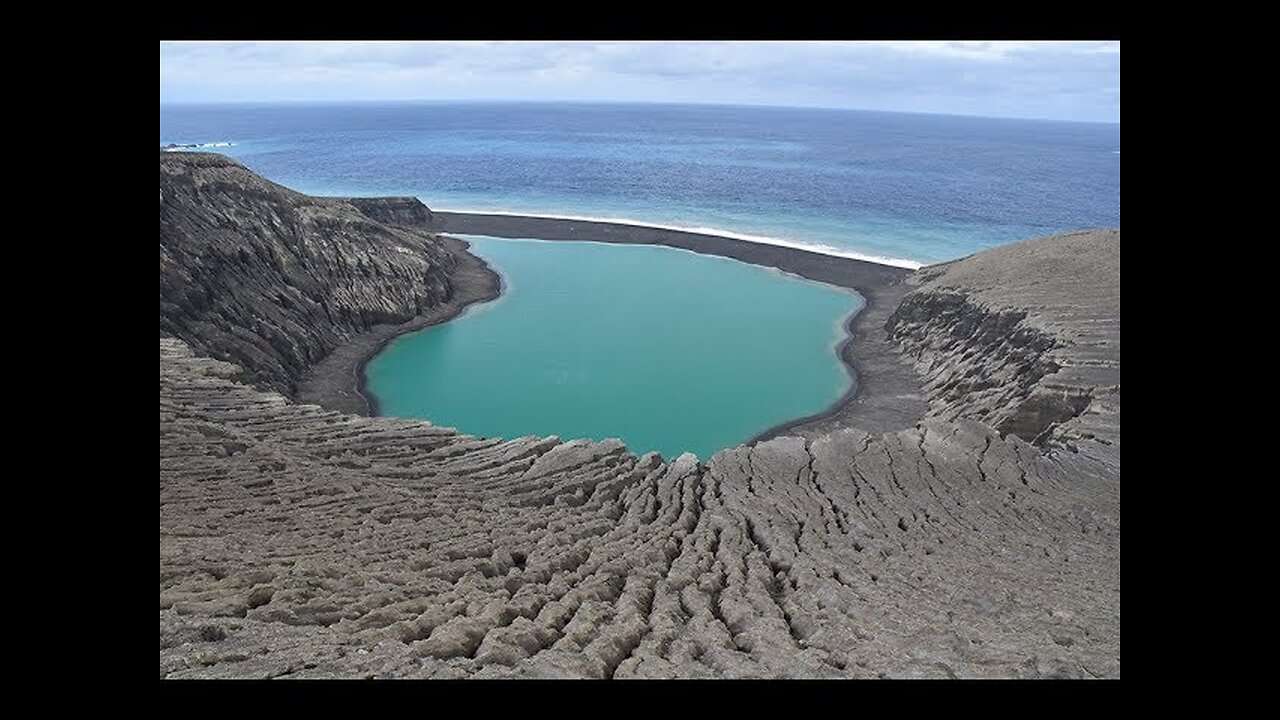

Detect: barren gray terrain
[159,155,1120,678]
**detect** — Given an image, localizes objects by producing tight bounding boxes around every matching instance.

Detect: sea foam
[162,141,235,152]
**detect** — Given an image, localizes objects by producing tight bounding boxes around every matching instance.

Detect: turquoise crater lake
[364,237,863,460]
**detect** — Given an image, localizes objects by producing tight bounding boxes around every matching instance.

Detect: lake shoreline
[300,210,929,453]
[295,234,503,416]
[431,212,929,446]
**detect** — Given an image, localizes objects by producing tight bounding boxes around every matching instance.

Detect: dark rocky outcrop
[159,157,1119,678]
[348,197,436,229]
[159,153,456,397]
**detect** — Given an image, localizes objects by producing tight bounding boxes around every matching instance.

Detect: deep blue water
[160,102,1119,265]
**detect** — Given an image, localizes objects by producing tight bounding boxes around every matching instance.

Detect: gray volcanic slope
[886,229,1120,474]
[159,152,457,397]
[159,157,1119,679]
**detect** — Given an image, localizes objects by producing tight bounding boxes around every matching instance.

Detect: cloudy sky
[159,41,1119,123]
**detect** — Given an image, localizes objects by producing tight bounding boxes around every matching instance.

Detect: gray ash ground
[160,155,1119,678]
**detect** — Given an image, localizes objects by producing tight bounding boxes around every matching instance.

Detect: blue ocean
[159,102,1119,266]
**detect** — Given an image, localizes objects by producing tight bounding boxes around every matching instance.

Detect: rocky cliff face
[159,153,456,397]
[347,197,436,228]
[885,230,1120,471]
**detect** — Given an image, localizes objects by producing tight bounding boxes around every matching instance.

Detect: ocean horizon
[160,101,1120,267]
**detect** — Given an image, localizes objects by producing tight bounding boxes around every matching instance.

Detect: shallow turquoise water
[365,237,863,460]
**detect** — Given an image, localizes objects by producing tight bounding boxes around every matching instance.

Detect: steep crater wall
[885,291,1080,443]
[159,153,457,397]
[884,229,1120,459]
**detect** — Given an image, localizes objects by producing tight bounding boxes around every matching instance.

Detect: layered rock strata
[885,229,1120,472]
[160,153,458,397]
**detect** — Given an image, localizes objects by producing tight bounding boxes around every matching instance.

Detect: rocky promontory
[160,153,463,398]
[159,156,1120,678]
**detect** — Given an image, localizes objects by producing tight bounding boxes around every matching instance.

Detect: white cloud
[160,41,1120,123]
